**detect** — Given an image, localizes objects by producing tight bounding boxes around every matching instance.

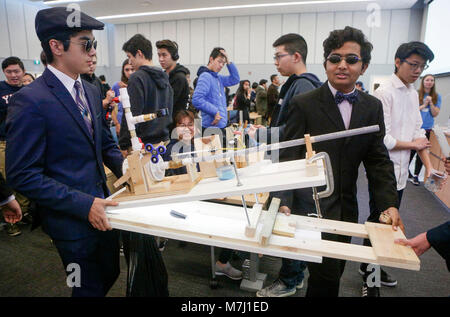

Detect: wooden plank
[259,198,280,246]
[245,203,262,237]
[108,159,326,211]
[294,215,368,238]
[107,201,419,270]
[365,222,420,268]
[273,213,296,238]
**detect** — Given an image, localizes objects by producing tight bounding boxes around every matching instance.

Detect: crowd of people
[0,6,448,298]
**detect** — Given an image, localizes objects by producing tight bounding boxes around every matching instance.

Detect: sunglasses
[327,54,362,65]
[66,39,97,53]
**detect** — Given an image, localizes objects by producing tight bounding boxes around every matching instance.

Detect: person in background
[156,40,190,123]
[111,59,134,144]
[408,74,441,185]
[255,33,322,298]
[362,42,435,292]
[250,82,258,112]
[22,73,35,86]
[355,80,367,93]
[255,79,268,125]
[267,74,281,125]
[0,56,31,237]
[192,47,240,137]
[98,75,110,92]
[235,80,251,124]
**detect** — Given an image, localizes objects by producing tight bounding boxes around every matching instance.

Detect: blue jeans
[279,258,307,289]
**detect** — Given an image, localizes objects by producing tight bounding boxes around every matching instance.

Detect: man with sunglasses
[5,7,124,296]
[271,26,400,297]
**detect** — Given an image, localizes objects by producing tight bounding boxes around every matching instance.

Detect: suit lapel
[43,69,94,145]
[348,95,364,130]
[318,83,346,131]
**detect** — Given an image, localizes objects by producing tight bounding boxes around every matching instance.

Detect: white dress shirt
[47,65,89,106]
[328,81,354,130]
[374,73,425,190]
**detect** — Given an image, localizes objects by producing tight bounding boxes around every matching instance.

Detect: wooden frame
[107,201,420,271]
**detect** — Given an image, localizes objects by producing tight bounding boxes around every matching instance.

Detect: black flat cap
[35,7,104,42]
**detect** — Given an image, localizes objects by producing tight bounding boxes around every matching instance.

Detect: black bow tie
[335,90,358,105]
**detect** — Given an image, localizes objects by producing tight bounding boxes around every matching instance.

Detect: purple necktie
[73,81,93,137]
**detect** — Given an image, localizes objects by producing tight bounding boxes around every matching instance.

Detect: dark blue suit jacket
[5,68,123,240]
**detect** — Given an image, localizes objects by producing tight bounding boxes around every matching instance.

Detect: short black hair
[394,41,434,73]
[273,33,308,64]
[259,79,268,86]
[2,56,25,71]
[99,75,106,81]
[122,34,153,60]
[156,39,179,61]
[40,30,79,64]
[270,74,278,82]
[209,47,225,61]
[323,26,373,66]
[252,82,258,89]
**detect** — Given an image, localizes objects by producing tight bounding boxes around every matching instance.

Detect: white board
[108,200,322,263]
[107,159,326,211]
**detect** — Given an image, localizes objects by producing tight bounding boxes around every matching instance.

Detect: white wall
[0,3,423,93]
[106,8,421,92]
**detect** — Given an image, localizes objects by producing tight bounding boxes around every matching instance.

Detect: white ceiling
[32,0,419,24]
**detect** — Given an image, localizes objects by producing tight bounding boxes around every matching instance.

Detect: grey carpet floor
[0,166,449,297]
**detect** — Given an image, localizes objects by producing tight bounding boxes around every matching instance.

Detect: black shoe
[359,264,397,287]
[6,223,21,237]
[412,176,420,186]
[18,212,33,225]
[362,282,380,297]
[380,269,397,287]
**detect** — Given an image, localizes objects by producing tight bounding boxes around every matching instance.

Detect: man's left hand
[380,207,404,233]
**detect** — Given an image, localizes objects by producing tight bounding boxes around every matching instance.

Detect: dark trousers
[54,230,120,297]
[409,130,431,177]
[306,232,351,297]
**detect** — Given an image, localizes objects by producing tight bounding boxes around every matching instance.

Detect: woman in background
[235,80,251,125]
[409,74,442,185]
[22,73,35,86]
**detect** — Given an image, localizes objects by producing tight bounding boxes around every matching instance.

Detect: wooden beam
[294,215,368,238]
[259,198,281,246]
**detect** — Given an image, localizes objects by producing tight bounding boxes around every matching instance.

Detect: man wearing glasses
[360,42,435,293]
[268,26,400,297]
[6,7,123,296]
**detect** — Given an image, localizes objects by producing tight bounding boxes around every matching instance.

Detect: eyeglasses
[402,59,429,72]
[273,53,291,62]
[66,39,97,53]
[327,54,362,65]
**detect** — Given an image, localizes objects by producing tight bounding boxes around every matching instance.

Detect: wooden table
[429,129,450,208]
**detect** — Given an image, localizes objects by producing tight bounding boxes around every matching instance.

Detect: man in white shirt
[361,41,435,288]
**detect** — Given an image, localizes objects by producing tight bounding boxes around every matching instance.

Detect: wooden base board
[113,174,202,202]
[108,201,420,271]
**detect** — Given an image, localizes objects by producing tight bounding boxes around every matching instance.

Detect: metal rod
[241,195,251,227]
[175,125,380,163]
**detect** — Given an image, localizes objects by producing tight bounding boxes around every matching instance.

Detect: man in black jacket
[119,34,173,153]
[272,26,401,297]
[156,40,190,124]
[119,33,171,297]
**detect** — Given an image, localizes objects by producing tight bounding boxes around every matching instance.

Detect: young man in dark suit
[6,7,123,296]
[273,26,401,297]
